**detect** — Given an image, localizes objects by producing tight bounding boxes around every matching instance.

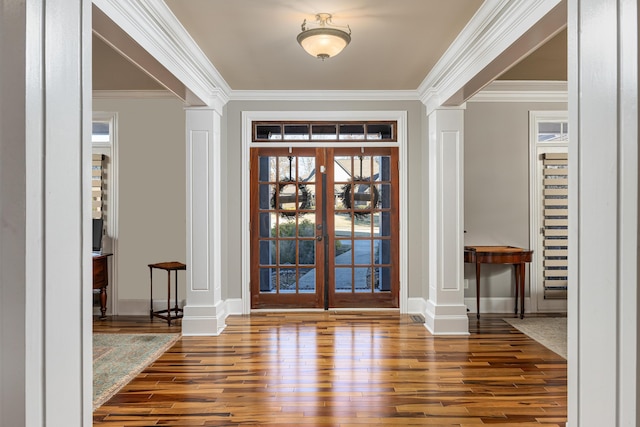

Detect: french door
[250,147,399,309]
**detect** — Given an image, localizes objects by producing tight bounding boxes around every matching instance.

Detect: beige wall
[94,95,567,313]
[463,100,567,299]
[223,100,427,300]
[93,96,187,310]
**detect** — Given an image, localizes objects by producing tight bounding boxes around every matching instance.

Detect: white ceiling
[162,0,483,91]
[93,0,567,93]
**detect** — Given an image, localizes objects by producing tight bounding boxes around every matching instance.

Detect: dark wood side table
[93,252,113,320]
[149,261,186,325]
[464,246,533,319]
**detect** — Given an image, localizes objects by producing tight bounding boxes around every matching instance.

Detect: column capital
[424,101,467,116]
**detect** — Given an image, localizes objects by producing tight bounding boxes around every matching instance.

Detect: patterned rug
[93,333,179,410]
[503,317,567,359]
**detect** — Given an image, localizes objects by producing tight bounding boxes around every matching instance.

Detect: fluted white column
[424,107,469,335]
[182,107,226,335]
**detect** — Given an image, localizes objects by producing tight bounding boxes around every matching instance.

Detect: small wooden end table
[149,261,186,325]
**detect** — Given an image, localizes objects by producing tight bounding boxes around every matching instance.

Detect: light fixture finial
[297,13,351,60]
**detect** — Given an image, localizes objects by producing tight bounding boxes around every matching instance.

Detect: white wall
[463,100,567,302]
[93,96,187,314]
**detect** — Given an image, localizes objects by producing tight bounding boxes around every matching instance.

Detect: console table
[464,246,533,319]
[93,252,113,320]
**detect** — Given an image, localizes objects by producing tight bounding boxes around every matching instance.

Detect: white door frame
[528,110,568,313]
[241,110,408,314]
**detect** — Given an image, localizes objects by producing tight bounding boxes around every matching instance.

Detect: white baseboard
[116,298,187,316]
[115,297,530,317]
[409,296,534,317]
[407,297,428,314]
[465,297,532,315]
[225,298,243,315]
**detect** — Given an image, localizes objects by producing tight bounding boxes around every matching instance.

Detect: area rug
[93,333,179,410]
[503,317,567,359]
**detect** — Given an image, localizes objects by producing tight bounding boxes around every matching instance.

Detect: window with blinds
[92,154,106,220]
[541,152,568,298]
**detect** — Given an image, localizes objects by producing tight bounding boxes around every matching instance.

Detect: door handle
[316,235,323,241]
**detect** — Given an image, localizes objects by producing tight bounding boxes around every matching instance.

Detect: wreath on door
[339,177,380,219]
[271,178,311,217]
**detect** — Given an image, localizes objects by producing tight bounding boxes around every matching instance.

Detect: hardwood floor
[93,312,567,426]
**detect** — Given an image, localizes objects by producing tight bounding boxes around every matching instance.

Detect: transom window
[253,121,396,142]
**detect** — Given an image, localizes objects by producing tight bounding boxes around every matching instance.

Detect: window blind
[92,154,105,220]
[541,152,568,298]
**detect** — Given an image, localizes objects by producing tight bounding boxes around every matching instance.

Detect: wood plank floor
[93,312,567,426]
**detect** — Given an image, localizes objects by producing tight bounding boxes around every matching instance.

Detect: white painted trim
[469,80,568,103]
[92,83,568,104]
[181,306,227,336]
[183,108,226,336]
[418,0,564,112]
[229,90,419,102]
[93,0,231,107]
[568,0,639,423]
[424,300,471,336]
[425,108,468,335]
[225,298,244,315]
[407,297,428,314]
[241,110,409,314]
[117,298,187,316]
[409,297,535,321]
[93,90,175,99]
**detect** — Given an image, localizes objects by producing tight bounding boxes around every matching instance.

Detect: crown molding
[92,90,177,100]
[229,90,419,102]
[469,80,567,103]
[418,0,564,113]
[93,0,231,110]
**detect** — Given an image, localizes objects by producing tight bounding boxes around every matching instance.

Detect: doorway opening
[242,112,407,312]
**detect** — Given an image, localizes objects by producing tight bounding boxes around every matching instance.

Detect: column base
[424,300,469,335]
[181,301,227,336]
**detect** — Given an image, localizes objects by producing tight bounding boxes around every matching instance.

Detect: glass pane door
[250,147,398,309]
[250,148,324,308]
[327,148,399,308]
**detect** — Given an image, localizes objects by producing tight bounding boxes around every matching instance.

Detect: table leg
[475,262,481,319]
[149,267,154,320]
[173,270,180,316]
[513,264,519,315]
[519,262,526,319]
[99,286,107,320]
[166,270,172,326]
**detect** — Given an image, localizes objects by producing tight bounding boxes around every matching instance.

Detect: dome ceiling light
[297,13,351,60]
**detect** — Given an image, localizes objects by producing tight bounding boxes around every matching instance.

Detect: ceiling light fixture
[297,13,351,60]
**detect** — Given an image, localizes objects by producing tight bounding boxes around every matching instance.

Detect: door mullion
[322,168,329,310]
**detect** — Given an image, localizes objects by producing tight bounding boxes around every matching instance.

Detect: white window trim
[241,110,408,314]
[528,110,568,313]
[92,111,119,314]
